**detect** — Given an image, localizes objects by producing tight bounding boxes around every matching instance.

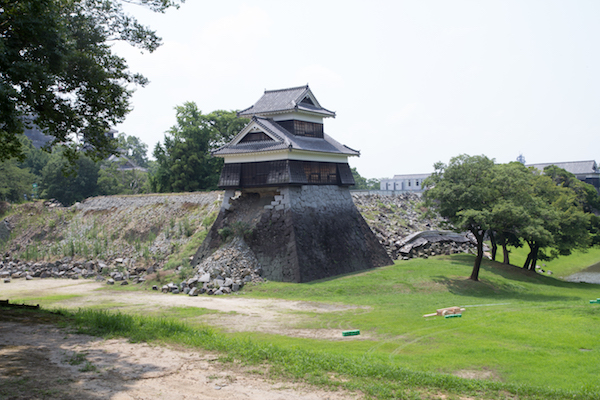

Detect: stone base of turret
[193,185,393,283]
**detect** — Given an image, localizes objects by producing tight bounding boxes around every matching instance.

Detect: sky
[113,0,600,179]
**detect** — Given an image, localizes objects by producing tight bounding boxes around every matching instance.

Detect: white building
[380,173,431,193]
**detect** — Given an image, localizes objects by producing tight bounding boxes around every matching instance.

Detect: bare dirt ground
[1,279,371,340]
[1,279,366,400]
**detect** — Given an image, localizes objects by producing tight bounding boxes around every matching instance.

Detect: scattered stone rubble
[44,199,64,208]
[154,237,263,296]
[0,236,263,297]
[0,254,155,284]
[149,237,263,296]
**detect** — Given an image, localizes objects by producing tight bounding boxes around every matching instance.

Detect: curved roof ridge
[238,85,335,118]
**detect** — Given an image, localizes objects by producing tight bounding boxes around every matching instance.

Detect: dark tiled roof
[527,160,598,175]
[213,117,359,157]
[238,85,335,118]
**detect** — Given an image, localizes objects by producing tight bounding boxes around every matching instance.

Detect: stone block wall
[193,185,392,283]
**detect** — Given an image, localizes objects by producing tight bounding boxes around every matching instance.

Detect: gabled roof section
[213,117,358,157]
[238,85,336,118]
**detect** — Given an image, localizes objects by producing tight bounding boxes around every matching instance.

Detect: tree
[0,0,182,162]
[40,150,99,205]
[351,168,380,190]
[543,165,600,213]
[117,133,149,168]
[0,160,35,202]
[424,155,496,281]
[151,103,248,193]
[97,159,149,195]
[13,135,51,181]
[351,168,368,189]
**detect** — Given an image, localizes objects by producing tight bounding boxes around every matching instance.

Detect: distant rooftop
[392,173,431,180]
[527,160,598,175]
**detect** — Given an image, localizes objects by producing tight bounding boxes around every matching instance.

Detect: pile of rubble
[394,230,480,260]
[352,193,478,260]
[156,236,264,296]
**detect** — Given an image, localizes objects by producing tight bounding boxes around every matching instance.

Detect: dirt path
[1,279,370,340]
[0,321,359,400]
[1,279,366,399]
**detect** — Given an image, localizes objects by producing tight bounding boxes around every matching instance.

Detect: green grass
[497,245,600,277]
[13,294,82,306]
[239,255,600,393]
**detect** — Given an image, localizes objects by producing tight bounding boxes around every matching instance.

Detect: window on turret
[276,120,324,138]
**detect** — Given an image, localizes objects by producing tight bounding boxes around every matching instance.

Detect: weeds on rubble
[218,221,253,241]
[202,210,218,228]
[19,244,40,261]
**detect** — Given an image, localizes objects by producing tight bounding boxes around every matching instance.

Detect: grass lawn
[239,254,600,393]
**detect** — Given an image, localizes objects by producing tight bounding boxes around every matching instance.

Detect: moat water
[565,261,600,284]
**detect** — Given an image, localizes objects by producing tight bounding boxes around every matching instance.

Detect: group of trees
[424,154,600,281]
[0,133,152,205]
[351,168,381,191]
[151,103,248,193]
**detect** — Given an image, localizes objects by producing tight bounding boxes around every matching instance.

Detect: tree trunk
[502,244,510,265]
[529,245,539,271]
[497,233,510,264]
[523,250,532,269]
[489,229,497,261]
[469,229,485,281]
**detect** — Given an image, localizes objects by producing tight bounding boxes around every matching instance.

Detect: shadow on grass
[435,255,586,301]
[448,254,588,288]
[432,276,581,302]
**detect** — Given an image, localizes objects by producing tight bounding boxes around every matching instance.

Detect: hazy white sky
[114,0,600,179]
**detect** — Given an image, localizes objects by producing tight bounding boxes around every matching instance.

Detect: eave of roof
[212,117,359,158]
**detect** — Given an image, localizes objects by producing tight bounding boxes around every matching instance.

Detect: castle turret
[214,85,358,189]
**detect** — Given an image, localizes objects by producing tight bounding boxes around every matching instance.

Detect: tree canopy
[0,0,182,162]
[0,132,150,204]
[151,103,248,193]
